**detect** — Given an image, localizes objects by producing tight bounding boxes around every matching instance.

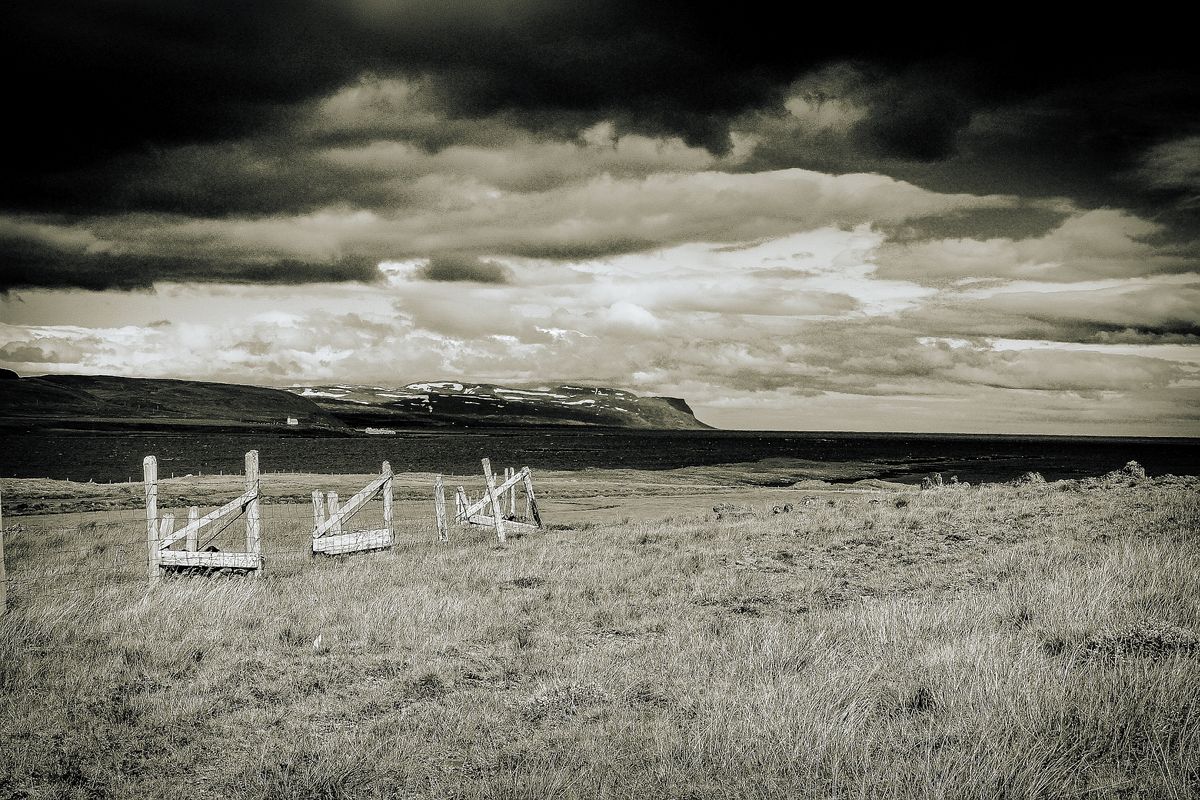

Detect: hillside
[285,382,712,430]
[0,374,711,432]
[0,374,348,432]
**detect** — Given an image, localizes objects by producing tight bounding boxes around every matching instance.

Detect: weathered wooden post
[326,493,342,535]
[311,489,325,559]
[481,458,507,543]
[244,450,261,577]
[158,513,175,550]
[144,455,161,586]
[506,467,517,517]
[0,487,6,616]
[434,475,447,541]
[186,507,199,551]
[521,466,542,528]
[455,486,467,523]
[382,461,394,538]
[312,490,325,528]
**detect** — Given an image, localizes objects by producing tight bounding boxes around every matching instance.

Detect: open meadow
[0,463,1198,798]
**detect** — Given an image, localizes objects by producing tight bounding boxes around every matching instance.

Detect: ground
[0,465,1197,798]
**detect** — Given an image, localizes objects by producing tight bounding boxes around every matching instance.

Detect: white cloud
[958,277,1200,333]
[603,301,661,333]
[2,166,1015,277]
[875,209,1186,284]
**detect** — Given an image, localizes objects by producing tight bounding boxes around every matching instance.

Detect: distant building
[364,427,397,435]
[286,417,299,426]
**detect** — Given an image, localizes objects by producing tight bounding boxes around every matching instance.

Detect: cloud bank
[1,3,1197,434]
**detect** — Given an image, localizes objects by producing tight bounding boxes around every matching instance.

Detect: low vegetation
[0,458,888,516]
[1,465,1197,798]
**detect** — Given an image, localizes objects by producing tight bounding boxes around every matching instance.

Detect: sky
[1,2,1198,435]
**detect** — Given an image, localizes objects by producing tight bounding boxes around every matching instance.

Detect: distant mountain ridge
[0,373,710,432]
[285,382,711,430]
[0,374,348,432]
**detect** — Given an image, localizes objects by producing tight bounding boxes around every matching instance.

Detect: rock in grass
[713,503,753,520]
[1122,460,1148,479]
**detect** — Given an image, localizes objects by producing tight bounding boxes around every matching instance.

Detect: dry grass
[0,459,895,516]
[1,470,1198,798]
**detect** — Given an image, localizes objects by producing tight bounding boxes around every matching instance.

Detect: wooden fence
[437,457,543,543]
[312,462,394,556]
[0,452,547,603]
[146,451,263,583]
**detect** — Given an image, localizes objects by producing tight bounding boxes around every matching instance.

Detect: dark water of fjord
[1,429,1196,485]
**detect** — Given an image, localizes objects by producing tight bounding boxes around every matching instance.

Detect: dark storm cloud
[3,0,806,212]
[6,2,1197,216]
[0,230,380,292]
[737,64,1200,230]
[419,255,512,284]
[883,205,1072,244]
[850,66,974,162]
[94,144,399,218]
[0,343,66,364]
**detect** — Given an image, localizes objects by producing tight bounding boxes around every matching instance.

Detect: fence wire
[0,492,486,608]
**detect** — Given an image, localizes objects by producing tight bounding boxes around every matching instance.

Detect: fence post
[481,458,506,544]
[455,487,467,522]
[506,467,517,517]
[311,490,324,558]
[0,487,6,617]
[244,450,261,577]
[159,513,175,547]
[312,490,325,529]
[326,493,342,536]
[382,461,394,539]
[186,507,199,551]
[434,475,447,541]
[521,467,542,528]
[144,455,160,586]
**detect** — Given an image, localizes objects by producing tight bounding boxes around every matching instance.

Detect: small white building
[286,417,299,426]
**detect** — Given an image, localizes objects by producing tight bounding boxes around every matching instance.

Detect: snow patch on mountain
[282,381,709,429]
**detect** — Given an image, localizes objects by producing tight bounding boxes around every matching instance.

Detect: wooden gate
[435,458,542,543]
[146,450,262,583]
[312,462,394,556]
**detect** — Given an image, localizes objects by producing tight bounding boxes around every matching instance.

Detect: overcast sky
[1,2,1198,434]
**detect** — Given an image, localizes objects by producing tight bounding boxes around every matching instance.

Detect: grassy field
[0,458,897,516]
[0,464,1197,798]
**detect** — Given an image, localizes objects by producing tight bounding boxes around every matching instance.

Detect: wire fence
[0,492,472,607]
